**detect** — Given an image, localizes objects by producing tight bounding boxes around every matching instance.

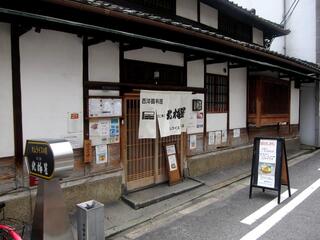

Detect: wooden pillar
[83,36,89,140]
[11,24,24,185]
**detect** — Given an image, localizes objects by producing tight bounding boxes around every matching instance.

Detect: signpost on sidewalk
[249,137,291,204]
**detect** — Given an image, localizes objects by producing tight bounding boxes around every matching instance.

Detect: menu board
[88,98,122,117]
[249,137,291,204]
[164,143,182,186]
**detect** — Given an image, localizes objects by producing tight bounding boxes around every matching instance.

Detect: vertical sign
[165,143,182,185]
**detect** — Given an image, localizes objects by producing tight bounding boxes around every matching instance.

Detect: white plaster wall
[20,30,83,150]
[231,0,285,54]
[206,62,228,76]
[176,0,198,22]
[89,41,119,82]
[124,47,184,66]
[200,3,218,29]
[290,81,300,124]
[187,60,204,88]
[206,113,228,132]
[229,68,247,129]
[285,0,316,62]
[252,27,264,46]
[0,23,14,157]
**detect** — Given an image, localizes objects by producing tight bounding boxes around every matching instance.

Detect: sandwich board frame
[249,137,291,204]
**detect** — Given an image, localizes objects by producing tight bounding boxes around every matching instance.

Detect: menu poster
[168,155,178,171]
[257,140,277,188]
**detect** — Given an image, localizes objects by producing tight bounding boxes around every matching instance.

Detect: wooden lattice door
[123,93,181,191]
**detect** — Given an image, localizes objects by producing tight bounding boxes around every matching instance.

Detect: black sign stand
[249,137,291,204]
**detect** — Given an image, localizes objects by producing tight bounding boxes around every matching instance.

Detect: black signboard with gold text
[25,140,54,180]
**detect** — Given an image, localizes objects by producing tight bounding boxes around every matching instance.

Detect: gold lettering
[31,146,48,155]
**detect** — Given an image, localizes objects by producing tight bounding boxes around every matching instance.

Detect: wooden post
[11,24,24,186]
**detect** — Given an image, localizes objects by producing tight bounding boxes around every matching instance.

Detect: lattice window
[205,74,228,113]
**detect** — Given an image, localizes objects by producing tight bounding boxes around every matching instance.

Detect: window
[248,76,290,127]
[218,13,252,43]
[205,74,228,113]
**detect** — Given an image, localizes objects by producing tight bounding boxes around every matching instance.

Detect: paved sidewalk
[69,147,314,239]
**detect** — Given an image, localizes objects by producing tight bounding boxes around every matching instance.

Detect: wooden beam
[122,43,143,51]
[11,25,23,173]
[185,54,204,62]
[87,37,106,46]
[16,25,32,37]
[85,81,205,93]
[205,59,227,65]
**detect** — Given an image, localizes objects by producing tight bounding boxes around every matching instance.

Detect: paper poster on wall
[63,134,82,149]
[67,112,82,133]
[95,144,108,164]
[257,139,277,188]
[222,130,228,143]
[168,154,178,171]
[215,131,222,145]
[208,132,215,145]
[233,128,240,138]
[166,145,176,155]
[89,98,122,117]
[89,118,120,146]
[190,135,197,150]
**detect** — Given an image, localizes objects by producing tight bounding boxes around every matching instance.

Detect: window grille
[205,74,228,113]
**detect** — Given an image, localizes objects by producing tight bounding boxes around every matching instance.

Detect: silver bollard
[76,200,105,240]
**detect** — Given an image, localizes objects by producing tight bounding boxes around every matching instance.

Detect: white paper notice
[168,155,178,171]
[166,145,176,155]
[257,139,277,188]
[190,135,197,150]
[208,132,215,145]
[233,128,240,138]
[222,130,228,143]
[215,131,222,145]
[95,144,108,164]
[67,112,82,133]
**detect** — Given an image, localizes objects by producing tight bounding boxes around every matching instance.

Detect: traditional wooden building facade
[0,0,319,218]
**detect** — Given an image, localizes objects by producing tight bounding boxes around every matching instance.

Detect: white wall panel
[252,27,264,46]
[20,30,83,150]
[290,81,300,124]
[229,68,247,129]
[89,41,119,82]
[206,62,228,76]
[0,23,14,157]
[200,3,218,29]
[206,113,228,132]
[187,60,204,88]
[176,0,198,22]
[124,47,184,66]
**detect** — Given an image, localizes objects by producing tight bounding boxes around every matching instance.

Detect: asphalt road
[115,151,320,240]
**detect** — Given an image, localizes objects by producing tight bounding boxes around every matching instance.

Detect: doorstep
[121,178,204,209]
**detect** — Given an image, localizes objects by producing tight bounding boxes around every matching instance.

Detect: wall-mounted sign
[192,99,202,111]
[249,137,291,204]
[88,98,122,118]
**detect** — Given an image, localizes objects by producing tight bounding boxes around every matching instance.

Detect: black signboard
[249,137,291,204]
[25,140,54,180]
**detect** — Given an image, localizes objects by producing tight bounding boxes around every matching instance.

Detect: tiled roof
[213,0,288,33]
[71,0,319,73]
